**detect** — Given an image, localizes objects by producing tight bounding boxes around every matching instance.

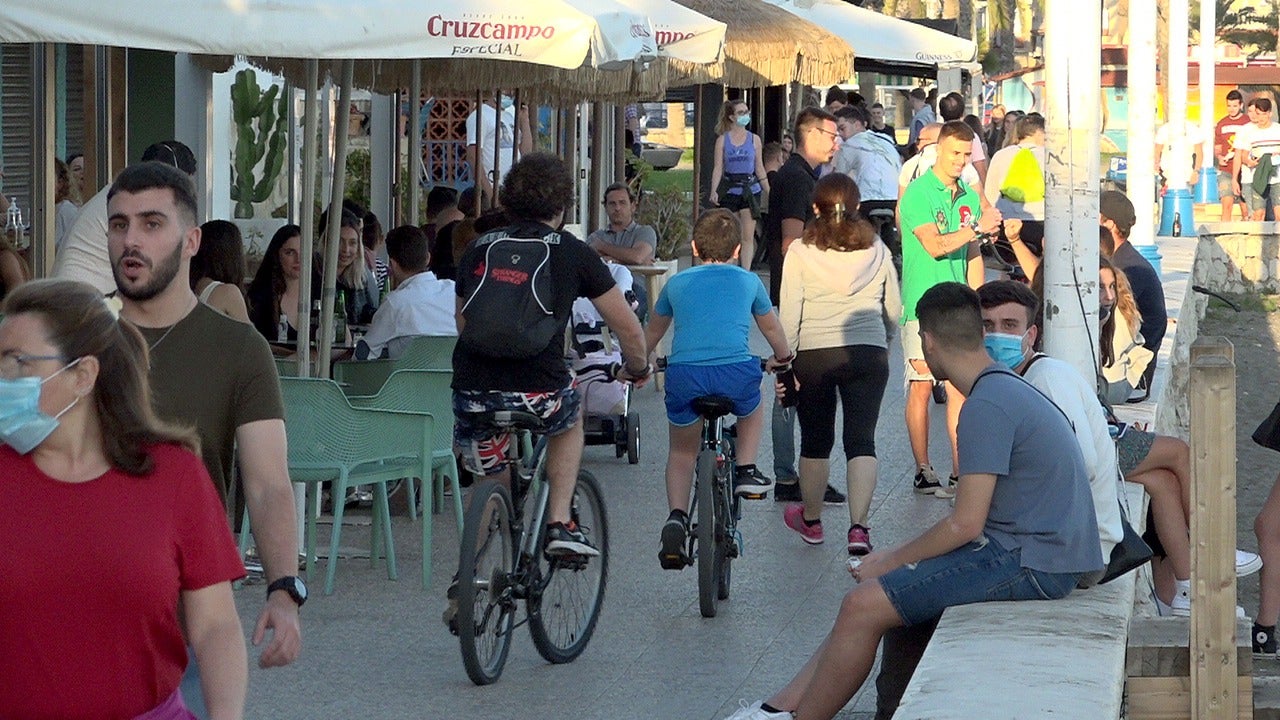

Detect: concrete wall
[1154,224,1279,437]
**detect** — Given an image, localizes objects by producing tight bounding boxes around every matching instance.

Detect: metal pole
[318,60,355,380]
[473,90,484,214]
[492,89,502,207]
[1128,0,1159,252]
[1041,0,1102,382]
[589,102,607,232]
[31,43,56,278]
[409,59,422,225]
[298,60,319,379]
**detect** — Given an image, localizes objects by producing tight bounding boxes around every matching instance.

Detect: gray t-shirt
[586,221,657,256]
[958,365,1104,575]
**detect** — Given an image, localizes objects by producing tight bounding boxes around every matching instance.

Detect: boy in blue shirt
[645,208,794,569]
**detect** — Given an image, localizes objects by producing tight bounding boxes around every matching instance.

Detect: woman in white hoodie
[778,173,902,554]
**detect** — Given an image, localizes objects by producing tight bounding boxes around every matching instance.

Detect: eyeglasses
[808,126,839,140]
[0,352,66,379]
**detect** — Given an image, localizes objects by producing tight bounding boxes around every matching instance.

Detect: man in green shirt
[897,120,1002,498]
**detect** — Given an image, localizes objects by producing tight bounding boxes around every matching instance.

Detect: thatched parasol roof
[667,0,854,87]
[195,55,670,104]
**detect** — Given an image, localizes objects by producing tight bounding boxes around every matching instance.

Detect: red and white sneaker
[847,525,872,556]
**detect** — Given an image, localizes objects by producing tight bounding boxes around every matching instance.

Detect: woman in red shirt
[0,279,246,719]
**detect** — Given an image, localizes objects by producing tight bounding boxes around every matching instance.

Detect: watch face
[293,577,308,601]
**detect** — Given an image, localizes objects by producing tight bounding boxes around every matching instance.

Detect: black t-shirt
[765,153,820,246]
[871,125,896,144]
[1111,242,1168,351]
[765,152,820,303]
[429,219,461,281]
[452,221,616,392]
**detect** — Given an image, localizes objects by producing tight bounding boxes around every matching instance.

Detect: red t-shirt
[0,443,245,719]
[1216,113,1253,170]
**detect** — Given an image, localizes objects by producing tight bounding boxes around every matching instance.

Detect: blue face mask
[983,331,1028,370]
[500,95,514,110]
[0,360,81,454]
[735,113,751,127]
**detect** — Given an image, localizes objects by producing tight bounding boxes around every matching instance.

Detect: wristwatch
[267,575,308,607]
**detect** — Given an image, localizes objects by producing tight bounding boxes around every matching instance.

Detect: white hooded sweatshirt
[778,237,902,353]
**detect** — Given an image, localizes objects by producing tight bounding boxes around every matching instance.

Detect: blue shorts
[664,359,763,427]
[878,535,1082,626]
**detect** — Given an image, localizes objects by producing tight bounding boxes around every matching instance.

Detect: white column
[369,92,394,230]
[173,54,213,220]
[1166,0,1191,191]
[1198,0,1217,193]
[1041,0,1102,382]
[1127,0,1158,248]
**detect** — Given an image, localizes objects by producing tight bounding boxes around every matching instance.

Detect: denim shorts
[664,359,762,427]
[878,535,1081,626]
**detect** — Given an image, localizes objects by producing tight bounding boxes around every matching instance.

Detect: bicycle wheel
[716,471,734,601]
[456,480,517,686]
[528,469,609,663]
[695,448,720,618]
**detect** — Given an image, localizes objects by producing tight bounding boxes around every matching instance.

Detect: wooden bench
[892,482,1147,719]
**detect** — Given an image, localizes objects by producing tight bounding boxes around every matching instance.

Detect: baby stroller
[569,263,642,464]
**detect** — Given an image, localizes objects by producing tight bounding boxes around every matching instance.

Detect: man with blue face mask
[868,279,1124,719]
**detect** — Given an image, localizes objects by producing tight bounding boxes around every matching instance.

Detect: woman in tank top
[709,99,770,271]
[191,219,250,323]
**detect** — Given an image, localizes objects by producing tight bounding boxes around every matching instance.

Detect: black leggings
[794,345,890,460]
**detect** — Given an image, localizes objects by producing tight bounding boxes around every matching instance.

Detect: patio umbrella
[615,0,727,66]
[666,0,855,88]
[766,0,977,71]
[0,0,652,70]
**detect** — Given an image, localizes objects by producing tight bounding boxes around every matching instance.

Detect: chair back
[280,377,430,470]
[348,369,454,452]
[394,335,456,371]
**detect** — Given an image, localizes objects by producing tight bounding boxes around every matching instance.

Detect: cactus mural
[230,68,288,218]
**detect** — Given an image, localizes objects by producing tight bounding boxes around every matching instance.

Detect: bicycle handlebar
[653,356,788,373]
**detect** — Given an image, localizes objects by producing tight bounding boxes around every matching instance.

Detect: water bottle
[777,365,799,408]
[4,198,19,245]
[276,313,289,343]
[1172,212,1182,237]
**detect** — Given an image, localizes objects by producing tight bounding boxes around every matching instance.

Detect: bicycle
[451,368,613,686]
[655,356,775,618]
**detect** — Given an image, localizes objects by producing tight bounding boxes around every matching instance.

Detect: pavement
[234,323,957,719]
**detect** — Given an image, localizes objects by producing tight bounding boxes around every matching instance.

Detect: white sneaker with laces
[1237,549,1263,577]
[1170,588,1191,617]
[722,700,792,720]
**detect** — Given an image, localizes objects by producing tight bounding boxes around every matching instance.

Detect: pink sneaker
[783,504,824,545]
[848,525,872,556]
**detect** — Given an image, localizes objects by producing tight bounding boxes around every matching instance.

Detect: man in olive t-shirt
[107,162,303,689]
[897,120,1001,496]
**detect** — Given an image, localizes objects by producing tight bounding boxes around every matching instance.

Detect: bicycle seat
[867,208,896,219]
[460,409,547,433]
[691,395,735,420]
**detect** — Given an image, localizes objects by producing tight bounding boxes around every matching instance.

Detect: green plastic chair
[274,357,300,377]
[332,334,457,396]
[277,377,434,594]
[347,369,463,588]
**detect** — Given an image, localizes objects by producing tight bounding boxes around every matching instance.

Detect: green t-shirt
[898,168,981,322]
[140,303,285,504]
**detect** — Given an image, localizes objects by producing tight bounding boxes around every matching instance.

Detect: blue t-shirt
[958,366,1104,575]
[656,263,772,366]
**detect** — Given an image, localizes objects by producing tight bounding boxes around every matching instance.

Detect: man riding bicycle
[452,152,649,556]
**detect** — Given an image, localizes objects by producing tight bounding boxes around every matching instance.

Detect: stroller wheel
[627,410,641,464]
[615,414,627,458]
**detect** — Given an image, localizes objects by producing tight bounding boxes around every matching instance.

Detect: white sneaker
[723,700,792,720]
[1171,588,1191,617]
[1237,550,1263,577]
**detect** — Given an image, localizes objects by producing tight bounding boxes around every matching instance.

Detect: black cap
[1099,190,1136,234]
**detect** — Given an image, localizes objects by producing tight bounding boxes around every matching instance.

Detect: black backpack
[459,227,562,359]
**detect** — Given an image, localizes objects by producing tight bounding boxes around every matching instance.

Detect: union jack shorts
[452,383,581,475]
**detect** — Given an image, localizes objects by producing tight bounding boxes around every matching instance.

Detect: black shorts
[719,191,760,214]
